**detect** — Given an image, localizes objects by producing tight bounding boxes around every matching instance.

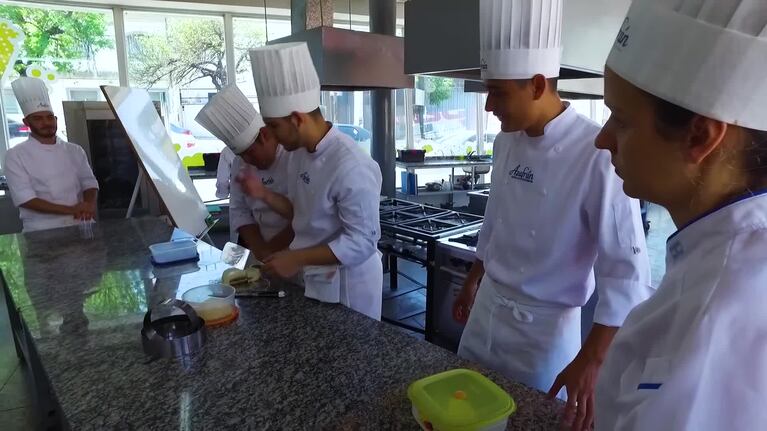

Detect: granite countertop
[0,218,561,430]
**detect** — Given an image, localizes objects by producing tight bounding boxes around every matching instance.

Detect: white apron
[458,276,581,396]
[287,127,383,320]
[303,251,383,321]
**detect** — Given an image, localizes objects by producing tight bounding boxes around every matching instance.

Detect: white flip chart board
[101,86,209,236]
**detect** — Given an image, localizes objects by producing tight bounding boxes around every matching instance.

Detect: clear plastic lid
[182,283,235,303]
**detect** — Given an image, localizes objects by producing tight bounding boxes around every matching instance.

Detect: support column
[370,0,397,197]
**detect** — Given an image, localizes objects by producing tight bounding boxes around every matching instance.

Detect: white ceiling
[45,0,405,18]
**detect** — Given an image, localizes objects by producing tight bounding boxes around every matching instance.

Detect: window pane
[394,89,407,151]
[332,0,370,31]
[0,2,118,157]
[594,99,611,126]
[124,11,226,168]
[232,8,291,105]
[415,77,478,157]
[481,93,501,156]
[566,99,593,120]
[263,1,292,41]
[321,91,372,155]
[232,16,269,100]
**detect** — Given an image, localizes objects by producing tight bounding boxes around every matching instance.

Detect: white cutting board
[101,85,209,236]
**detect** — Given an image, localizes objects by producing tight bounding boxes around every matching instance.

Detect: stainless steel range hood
[268,26,414,91]
[405,0,631,81]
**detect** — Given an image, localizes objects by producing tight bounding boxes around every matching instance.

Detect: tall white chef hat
[607,0,767,131]
[195,84,265,154]
[249,42,321,119]
[11,77,53,118]
[480,0,563,80]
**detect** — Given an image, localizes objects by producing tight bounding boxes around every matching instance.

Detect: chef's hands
[236,170,268,200]
[262,250,303,279]
[452,280,479,324]
[71,201,96,221]
[547,353,600,431]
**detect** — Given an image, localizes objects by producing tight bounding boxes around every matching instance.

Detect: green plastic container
[407,369,516,431]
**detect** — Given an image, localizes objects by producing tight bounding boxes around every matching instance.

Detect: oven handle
[439,266,469,282]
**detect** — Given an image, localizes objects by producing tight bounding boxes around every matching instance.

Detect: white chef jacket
[228,146,292,242]
[215,146,236,199]
[287,126,383,319]
[596,192,767,431]
[3,136,99,233]
[475,105,652,326]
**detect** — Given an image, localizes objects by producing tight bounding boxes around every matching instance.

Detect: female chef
[594,0,767,429]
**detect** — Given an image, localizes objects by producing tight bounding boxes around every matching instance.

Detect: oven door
[432,246,472,352]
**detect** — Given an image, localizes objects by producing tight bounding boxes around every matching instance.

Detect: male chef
[195,84,293,258]
[239,42,384,320]
[3,77,99,232]
[452,1,653,429]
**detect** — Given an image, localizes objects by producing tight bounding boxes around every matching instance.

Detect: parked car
[337,124,371,143]
[7,120,29,139]
[167,123,223,168]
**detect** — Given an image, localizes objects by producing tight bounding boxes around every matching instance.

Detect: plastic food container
[181,283,236,323]
[149,240,198,265]
[407,369,516,431]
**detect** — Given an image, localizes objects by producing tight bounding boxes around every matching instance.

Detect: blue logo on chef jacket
[300,171,311,184]
[480,57,488,71]
[615,17,630,49]
[261,177,274,186]
[509,165,534,183]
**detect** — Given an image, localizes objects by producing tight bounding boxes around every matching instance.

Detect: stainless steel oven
[432,228,480,352]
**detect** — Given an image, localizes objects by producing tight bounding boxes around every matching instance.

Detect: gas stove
[380,202,451,227]
[399,205,450,219]
[379,198,420,214]
[433,212,483,227]
[379,198,482,241]
[467,189,491,215]
[379,210,422,225]
[437,228,482,262]
[401,218,457,234]
[393,210,482,240]
[448,232,479,247]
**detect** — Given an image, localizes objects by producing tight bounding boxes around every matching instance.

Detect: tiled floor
[0,292,35,430]
[382,259,427,339]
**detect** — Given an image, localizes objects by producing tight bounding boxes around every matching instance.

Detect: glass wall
[124,11,226,167]
[321,90,372,154]
[232,16,268,101]
[0,0,294,172]
[0,1,118,155]
[231,12,291,107]
[414,77,480,157]
[0,0,606,181]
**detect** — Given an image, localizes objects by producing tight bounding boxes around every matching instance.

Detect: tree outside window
[0,4,117,150]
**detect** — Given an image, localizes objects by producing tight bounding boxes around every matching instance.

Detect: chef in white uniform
[195,84,293,257]
[452,1,653,428]
[3,77,99,233]
[215,146,236,199]
[241,42,384,320]
[594,1,767,429]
